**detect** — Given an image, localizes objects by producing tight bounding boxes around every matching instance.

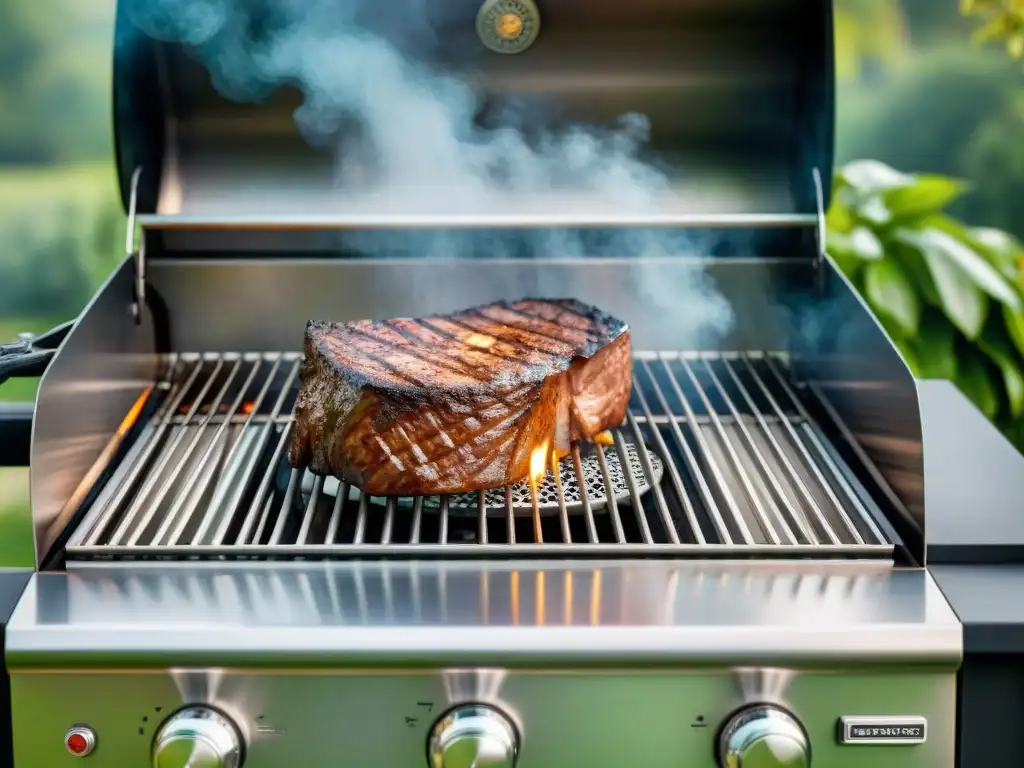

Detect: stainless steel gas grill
[15,0,1024,766]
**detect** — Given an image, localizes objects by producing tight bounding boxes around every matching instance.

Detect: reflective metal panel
[28,258,160,568]
[7,562,960,667]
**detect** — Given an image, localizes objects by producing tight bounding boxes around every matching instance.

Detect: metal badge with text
[838,716,927,745]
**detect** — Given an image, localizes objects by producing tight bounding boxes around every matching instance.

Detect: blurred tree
[0,0,111,163]
[834,0,909,81]
[0,1,58,162]
[837,47,1024,239]
[961,0,1024,59]
[901,0,971,43]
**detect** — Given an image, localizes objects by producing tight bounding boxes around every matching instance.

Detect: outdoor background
[0,0,1022,565]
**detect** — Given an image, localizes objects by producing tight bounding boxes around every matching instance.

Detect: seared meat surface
[288,298,632,495]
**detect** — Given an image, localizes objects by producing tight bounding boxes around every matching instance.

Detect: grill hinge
[126,167,146,324]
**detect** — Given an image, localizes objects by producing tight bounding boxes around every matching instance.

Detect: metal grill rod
[744,354,863,544]
[199,355,297,544]
[105,355,225,546]
[714,357,816,543]
[155,355,270,545]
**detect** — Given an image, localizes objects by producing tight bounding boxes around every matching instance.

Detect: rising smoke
[123,0,736,345]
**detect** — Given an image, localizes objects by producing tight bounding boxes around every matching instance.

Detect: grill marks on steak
[288,298,632,495]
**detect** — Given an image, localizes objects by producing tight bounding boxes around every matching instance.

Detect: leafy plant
[961,0,1024,60]
[828,159,1024,447]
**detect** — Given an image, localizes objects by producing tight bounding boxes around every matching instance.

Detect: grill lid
[113,0,834,229]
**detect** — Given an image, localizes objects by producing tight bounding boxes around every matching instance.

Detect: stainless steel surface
[139,212,818,230]
[918,381,1024,561]
[428,704,519,768]
[718,705,809,768]
[116,0,831,221]
[838,715,927,746]
[65,349,893,561]
[5,562,961,667]
[146,258,802,352]
[8,667,957,768]
[6,564,959,767]
[64,725,97,757]
[26,256,160,568]
[152,707,243,768]
[792,253,926,564]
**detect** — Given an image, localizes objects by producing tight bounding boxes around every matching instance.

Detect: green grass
[0,315,51,565]
[0,471,33,567]
[0,162,118,205]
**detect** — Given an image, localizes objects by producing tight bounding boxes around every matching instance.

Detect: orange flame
[594,430,614,446]
[529,440,550,488]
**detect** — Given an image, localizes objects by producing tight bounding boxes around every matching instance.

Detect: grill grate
[66,350,895,561]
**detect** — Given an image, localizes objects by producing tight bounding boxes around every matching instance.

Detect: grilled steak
[288,298,632,495]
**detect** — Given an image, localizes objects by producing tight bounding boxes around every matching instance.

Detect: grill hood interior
[112,0,834,226]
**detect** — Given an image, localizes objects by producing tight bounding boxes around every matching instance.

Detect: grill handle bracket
[812,168,827,268]
[810,167,829,298]
[0,321,75,387]
[126,166,146,325]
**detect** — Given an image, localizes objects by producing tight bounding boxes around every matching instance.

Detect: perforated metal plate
[303,442,664,518]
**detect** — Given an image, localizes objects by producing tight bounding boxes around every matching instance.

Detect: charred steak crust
[288,298,632,496]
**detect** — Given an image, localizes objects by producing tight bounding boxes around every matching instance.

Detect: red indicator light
[64,726,96,757]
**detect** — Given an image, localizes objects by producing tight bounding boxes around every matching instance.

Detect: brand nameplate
[838,716,927,745]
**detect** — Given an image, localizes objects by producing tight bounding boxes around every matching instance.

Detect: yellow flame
[550,446,565,477]
[594,430,614,446]
[529,440,549,488]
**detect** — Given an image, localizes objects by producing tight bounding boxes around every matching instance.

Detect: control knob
[428,704,519,768]
[152,706,244,768]
[718,705,810,768]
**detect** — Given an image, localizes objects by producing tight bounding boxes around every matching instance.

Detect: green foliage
[829,159,1024,446]
[961,0,1024,59]
[0,169,123,319]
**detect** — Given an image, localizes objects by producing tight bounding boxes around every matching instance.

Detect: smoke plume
[124,0,736,344]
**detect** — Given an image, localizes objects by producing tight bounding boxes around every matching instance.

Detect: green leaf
[911,312,958,380]
[889,240,942,307]
[898,228,1020,310]
[968,225,1024,275]
[826,204,855,235]
[841,160,914,196]
[864,258,921,336]
[883,176,966,222]
[955,350,1000,420]
[977,329,1024,417]
[895,337,920,376]
[828,226,883,265]
[1004,304,1024,359]
[898,230,988,338]
[827,234,865,279]
[856,195,893,226]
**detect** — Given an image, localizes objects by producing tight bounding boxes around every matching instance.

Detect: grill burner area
[66,350,894,561]
[300,441,665,517]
